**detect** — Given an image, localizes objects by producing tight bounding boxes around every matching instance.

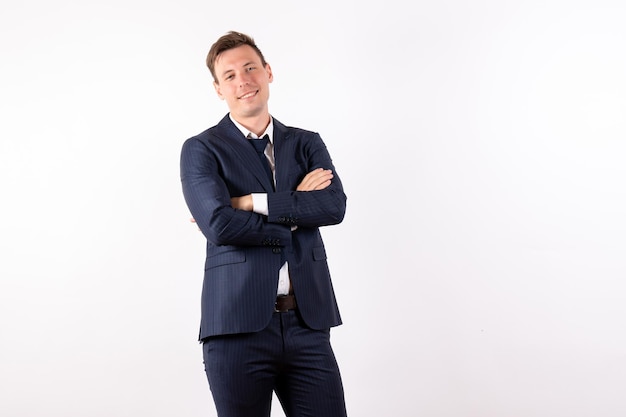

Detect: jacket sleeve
[267,133,347,228]
[180,136,292,247]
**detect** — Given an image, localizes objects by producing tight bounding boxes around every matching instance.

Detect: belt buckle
[274,294,293,313]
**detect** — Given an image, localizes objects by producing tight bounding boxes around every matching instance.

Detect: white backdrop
[2,1,626,416]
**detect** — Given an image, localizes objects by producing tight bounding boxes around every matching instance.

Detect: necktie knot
[250,135,269,154]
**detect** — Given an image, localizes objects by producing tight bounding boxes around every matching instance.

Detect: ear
[265,63,273,83]
[213,80,224,100]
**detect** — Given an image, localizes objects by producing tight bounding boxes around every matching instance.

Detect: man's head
[207,31,273,124]
[206,31,267,83]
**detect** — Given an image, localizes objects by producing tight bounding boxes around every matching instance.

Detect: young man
[180,31,348,417]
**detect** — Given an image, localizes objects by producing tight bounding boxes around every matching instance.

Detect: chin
[239,106,264,118]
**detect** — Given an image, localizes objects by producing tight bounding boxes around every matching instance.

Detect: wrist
[244,194,253,211]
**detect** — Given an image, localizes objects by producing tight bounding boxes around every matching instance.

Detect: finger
[315,179,332,190]
[301,169,322,184]
[308,168,330,178]
[313,172,334,185]
[307,170,332,184]
[297,169,333,191]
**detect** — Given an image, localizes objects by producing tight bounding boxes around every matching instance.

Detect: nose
[238,71,251,86]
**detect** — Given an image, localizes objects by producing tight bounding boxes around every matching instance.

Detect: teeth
[240,91,256,99]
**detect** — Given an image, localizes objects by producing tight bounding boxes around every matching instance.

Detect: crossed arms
[181,134,346,247]
[230,168,334,211]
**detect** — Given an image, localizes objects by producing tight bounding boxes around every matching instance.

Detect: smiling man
[180,31,349,417]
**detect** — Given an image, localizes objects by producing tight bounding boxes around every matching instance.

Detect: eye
[246,66,256,72]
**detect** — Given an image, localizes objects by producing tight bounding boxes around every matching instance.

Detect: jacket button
[272,248,282,254]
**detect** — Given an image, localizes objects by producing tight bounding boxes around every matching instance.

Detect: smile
[238,90,258,100]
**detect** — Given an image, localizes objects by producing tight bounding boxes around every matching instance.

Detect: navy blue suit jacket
[181,115,346,340]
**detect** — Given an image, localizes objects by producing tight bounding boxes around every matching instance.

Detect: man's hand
[191,192,253,231]
[231,195,254,211]
[297,168,333,191]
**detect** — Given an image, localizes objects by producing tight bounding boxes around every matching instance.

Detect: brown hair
[206,31,267,83]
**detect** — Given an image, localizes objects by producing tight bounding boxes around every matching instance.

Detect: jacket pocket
[205,250,246,270]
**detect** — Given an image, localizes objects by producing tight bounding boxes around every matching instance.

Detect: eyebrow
[220,61,257,78]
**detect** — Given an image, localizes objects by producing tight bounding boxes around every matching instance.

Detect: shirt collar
[229,114,274,143]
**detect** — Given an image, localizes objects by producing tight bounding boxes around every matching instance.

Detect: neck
[232,112,270,137]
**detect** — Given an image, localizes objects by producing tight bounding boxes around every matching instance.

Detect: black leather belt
[275,294,297,312]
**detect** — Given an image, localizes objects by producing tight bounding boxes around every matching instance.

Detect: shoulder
[273,117,320,139]
[182,114,239,148]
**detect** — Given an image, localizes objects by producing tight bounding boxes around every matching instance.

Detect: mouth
[238,90,258,100]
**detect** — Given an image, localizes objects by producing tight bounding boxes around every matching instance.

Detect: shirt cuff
[251,193,268,215]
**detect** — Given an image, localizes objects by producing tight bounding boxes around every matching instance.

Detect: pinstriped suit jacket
[180,115,347,340]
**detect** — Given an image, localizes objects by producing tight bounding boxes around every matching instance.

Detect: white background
[2,1,626,416]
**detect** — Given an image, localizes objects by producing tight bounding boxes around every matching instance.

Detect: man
[180,31,348,417]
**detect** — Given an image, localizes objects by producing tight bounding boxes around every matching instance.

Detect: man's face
[213,45,273,121]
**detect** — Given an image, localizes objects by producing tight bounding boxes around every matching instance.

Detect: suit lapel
[216,116,274,192]
[272,119,292,192]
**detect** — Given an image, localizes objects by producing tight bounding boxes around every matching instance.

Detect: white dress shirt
[230,115,291,295]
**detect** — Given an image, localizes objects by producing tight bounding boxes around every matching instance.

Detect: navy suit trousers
[202,310,347,417]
